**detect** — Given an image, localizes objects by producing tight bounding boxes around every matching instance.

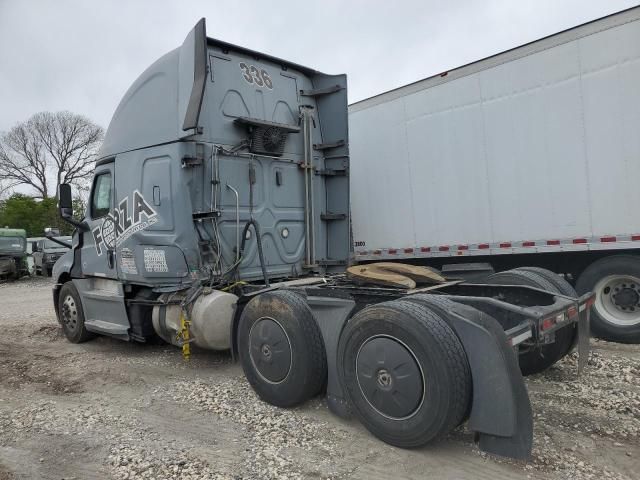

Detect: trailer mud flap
[420,298,533,459]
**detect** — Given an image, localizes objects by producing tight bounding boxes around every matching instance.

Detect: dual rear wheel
[338,299,471,447]
[238,290,472,448]
[237,290,327,408]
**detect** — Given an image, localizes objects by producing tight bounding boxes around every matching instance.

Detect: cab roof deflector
[181,18,207,132]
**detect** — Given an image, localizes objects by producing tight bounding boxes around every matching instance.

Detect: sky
[0,0,638,133]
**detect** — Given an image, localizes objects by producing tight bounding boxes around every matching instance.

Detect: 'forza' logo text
[93,191,158,255]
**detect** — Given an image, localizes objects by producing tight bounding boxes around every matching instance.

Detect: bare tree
[0,179,20,200]
[0,111,103,199]
[0,122,49,198]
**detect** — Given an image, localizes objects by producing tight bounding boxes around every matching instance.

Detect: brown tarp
[346,262,445,289]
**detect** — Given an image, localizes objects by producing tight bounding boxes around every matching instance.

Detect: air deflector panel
[181,18,208,132]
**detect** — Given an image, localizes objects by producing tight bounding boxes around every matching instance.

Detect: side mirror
[59,183,73,217]
[31,241,39,252]
[58,183,89,232]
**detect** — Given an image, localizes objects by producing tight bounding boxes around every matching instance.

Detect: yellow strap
[179,311,191,362]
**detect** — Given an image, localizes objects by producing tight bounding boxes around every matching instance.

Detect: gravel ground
[0,276,638,480]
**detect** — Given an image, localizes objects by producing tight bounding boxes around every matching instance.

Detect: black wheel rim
[61,294,79,332]
[356,335,424,420]
[249,317,292,384]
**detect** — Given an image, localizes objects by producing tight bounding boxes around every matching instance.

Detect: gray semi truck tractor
[52,19,593,460]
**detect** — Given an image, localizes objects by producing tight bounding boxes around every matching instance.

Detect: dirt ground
[0,276,638,480]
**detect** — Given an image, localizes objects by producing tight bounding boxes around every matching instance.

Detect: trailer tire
[514,267,577,297]
[338,300,471,448]
[513,267,579,354]
[238,290,326,408]
[58,281,95,343]
[486,269,574,375]
[575,255,640,343]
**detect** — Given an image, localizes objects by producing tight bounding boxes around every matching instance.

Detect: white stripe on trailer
[354,234,640,261]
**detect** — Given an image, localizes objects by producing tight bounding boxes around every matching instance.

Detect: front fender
[52,250,74,283]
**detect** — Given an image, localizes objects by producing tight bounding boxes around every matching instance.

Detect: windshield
[44,237,72,250]
[0,236,25,252]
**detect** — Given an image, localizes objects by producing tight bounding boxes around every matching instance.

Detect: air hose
[240,219,270,287]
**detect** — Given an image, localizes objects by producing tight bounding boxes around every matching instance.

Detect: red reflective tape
[541,317,555,331]
[420,247,431,253]
[373,250,382,255]
[404,248,414,254]
[500,242,511,248]
[478,243,490,249]
[547,240,560,246]
[601,236,616,243]
[439,246,450,252]
[458,245,468,251]
[522,241,535,247]
[632,235,640,241]
[572,238,587,244]
[388,249,397,254]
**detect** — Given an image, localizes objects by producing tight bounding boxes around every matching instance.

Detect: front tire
[338,300,471,448]
[58,281,95,343]
[238,290,327,408]
[576,255,640,343]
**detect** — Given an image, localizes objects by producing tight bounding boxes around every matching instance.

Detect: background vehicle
[51,19,591,460]
[349,6,640,343]
[0,228,28,281]
[32,236,71,276]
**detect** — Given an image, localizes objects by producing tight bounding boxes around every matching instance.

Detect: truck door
[73,160,131,339]
[81,162,117,278]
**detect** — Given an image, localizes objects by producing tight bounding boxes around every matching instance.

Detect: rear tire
[238,290,326,408]
[338,300,471,448]
[486,269,575,375]
[576,255,640,343]
[514,267,576,297]
[513,267,579,354]
[58,281,95,343]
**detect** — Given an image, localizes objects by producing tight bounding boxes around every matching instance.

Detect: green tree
[0,193,78,236]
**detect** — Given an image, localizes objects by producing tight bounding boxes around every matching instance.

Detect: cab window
[91,172,112,219]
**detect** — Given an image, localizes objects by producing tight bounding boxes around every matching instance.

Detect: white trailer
[349,6,640,343]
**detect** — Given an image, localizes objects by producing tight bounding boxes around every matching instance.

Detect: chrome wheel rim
[594,274,640,327]
[61,294,79,331]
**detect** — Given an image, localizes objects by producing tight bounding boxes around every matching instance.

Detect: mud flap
[418,297,533,460]
[577,294,592,375]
